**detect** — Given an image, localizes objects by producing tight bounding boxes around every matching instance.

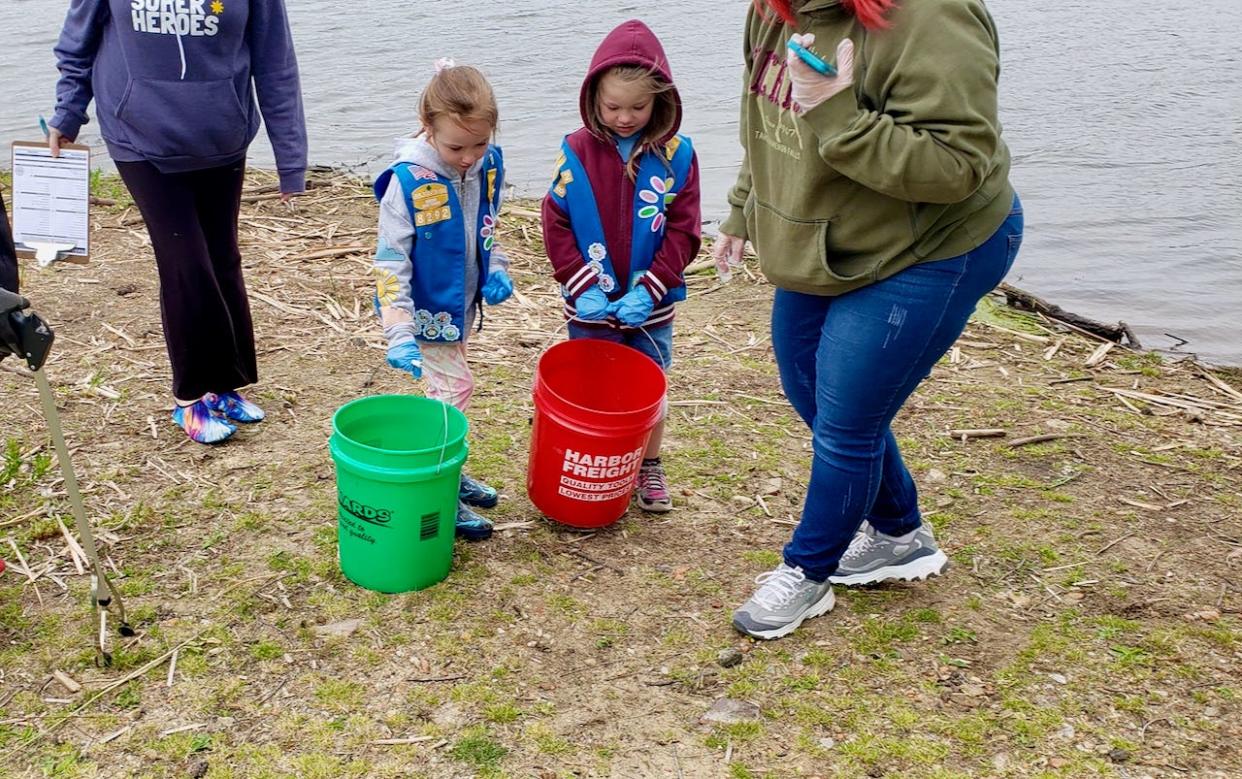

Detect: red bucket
[527,338,667,529]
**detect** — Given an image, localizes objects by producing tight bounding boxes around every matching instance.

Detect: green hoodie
[720,0,1015,295]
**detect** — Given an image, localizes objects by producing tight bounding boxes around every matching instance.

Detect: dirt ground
[1,171,1239,779]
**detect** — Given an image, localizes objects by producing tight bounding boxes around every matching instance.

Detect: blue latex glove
[608,287,656,327]
[482,269,513,305]
[386,340,423,379]
[574,284,611,321]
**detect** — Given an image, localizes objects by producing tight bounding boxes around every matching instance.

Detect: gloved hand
[482,269,513,305]
[608,286,656,327]
[574,284,611,321]
[713,232,746,282]
[786,33,855,113]
[386,340,423,379]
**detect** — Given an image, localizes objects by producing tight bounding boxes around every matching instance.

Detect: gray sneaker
[732,563,835,640]
[828,522,949,586]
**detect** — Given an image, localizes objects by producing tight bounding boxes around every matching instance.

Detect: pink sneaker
[636,459,673,513]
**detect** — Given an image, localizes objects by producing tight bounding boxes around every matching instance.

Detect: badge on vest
[411,183,452,227]
[554,169,574,198]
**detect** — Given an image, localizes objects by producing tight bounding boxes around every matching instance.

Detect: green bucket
[329,395,468,593]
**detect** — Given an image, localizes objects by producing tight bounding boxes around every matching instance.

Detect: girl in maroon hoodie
[542,20,702,514]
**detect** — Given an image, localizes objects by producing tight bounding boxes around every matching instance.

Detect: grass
[89,168,134,210]
[451,727,509,771]
[0,172,1238,778]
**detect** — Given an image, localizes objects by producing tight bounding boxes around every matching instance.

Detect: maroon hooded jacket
[541,19,702,328]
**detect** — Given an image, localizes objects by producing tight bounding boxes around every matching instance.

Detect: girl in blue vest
[542,20,703,514]
[371,61,513,541]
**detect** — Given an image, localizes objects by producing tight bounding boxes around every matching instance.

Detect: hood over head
[578,20,682,140]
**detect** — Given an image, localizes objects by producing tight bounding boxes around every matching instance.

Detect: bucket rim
[331,394,468,457]
[331,438,468,480]
[535,339,667,419]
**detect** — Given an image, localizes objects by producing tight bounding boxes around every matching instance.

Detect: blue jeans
[774,197,1024,581]
[567,322,674,371]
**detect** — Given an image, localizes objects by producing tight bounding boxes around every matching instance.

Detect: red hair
[755,0,895,30]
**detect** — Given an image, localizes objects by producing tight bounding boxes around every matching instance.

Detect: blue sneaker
[456,502,494,541]
[172,400,236,444]
[203,391,265,423]
[459,474,499,508]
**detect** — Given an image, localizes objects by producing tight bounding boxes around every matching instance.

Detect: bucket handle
[436,398,448,476]
[630,323,665,368]
[525,316,666,369]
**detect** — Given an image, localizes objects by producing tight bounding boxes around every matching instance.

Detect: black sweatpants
[0,193,18,293]
[116,160,256,401]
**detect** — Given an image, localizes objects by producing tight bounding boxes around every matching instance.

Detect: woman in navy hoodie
[48,0,308,444]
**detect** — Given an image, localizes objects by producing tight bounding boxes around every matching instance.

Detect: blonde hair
[586,65,678,180]
[419,65,499,135]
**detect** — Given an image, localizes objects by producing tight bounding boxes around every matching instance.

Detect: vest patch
[411,182,452,227]
[415,207,451,227]
[412,182,449,210]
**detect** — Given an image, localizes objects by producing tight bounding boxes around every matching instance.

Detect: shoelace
[840,526,881,562]
[639,466,667,495]
[751,565,807,610]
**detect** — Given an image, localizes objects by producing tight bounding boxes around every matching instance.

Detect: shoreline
[5,164,1234,371]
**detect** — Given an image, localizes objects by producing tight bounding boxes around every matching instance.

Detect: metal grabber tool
[1,288,134,665]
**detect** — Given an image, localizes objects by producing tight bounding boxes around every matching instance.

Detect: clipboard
[10,139,92,266]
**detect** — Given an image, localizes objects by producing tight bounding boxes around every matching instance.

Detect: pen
[39,115,50,138]
[787,40,837,77]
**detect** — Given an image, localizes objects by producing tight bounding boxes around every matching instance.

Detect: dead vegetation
[0,171,1239,779]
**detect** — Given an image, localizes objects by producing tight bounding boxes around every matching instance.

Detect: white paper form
[10,141,91,265]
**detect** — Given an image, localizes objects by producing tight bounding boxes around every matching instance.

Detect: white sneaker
[732,563,835,640]
[829,522,948,586]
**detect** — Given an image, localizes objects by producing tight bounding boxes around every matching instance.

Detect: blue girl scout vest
[372,146,504,343]
[548,134,694,305]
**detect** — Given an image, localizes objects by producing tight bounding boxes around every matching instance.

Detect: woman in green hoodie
[720,0,1023,639]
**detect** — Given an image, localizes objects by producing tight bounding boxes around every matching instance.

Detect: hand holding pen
[785,33,855,113]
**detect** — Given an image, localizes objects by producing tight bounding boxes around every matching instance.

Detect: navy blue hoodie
[51,0,307,192]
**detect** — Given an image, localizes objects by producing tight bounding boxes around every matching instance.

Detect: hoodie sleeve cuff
[560,264,600,301]
[720,205,749,241]
[48,110,84,143]
[278,168,306,195]
[637,272,666,303]
[384,322,418,347]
